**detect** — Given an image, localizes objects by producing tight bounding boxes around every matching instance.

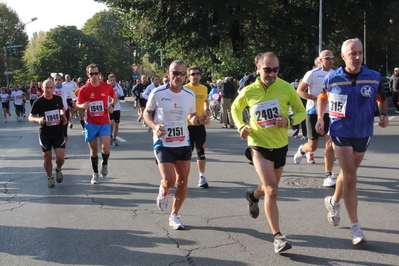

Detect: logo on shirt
[361,85,372,97]
[90,93,95,99]
[161,97,171,101]
[101,93,106,97]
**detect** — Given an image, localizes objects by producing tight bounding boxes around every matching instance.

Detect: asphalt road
[0,97,398,266]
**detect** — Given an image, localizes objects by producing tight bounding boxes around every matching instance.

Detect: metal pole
[319,0,323,54]
[363,11,367,65]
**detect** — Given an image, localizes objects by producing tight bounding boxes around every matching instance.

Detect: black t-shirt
[30,95,64,135]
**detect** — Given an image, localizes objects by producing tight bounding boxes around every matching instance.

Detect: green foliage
[0,3,29,86]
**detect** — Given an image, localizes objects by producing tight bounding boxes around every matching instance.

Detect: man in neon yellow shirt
[184,66,211,188]
[232,52,306,254]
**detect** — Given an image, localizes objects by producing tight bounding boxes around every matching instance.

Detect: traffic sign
[131,64,140,73]
[132,73,140,80]
[4,71,13,75]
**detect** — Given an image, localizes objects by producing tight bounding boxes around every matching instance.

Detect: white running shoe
[306,152,315,164]
[293,144,304,164]
[351,224,367,245]
[324,196,340,226]
[156,185,169,211]
[323,173,336,188]
[198,176,209,188]
[101,164,108,178]
[169,214,184,230]
[91,173,99,184]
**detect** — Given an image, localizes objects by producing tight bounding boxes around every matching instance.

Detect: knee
[263,185,279,199]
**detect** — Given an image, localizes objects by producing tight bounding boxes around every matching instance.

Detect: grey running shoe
[324,196,340,226]
[48,177,55,188]
[294,144,304,164]
[245,189,259,219]
[323,173,336,188]
[91,173,99,184]
[198,176,209,188]
[156,185,169,211]
[113,139,118,146]
[351,224,367,245]
[169,214,184,230]
[101,164,108,178]
[274,234,292,254]
[55,168,63,183]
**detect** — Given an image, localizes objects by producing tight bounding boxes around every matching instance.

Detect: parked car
[381,76,391,95]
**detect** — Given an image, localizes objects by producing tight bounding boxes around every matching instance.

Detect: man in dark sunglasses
[231,52,306,254]
[294,50,337,189]
[76,63,118,185]
[143,60,209,230]
[184,66,211,188]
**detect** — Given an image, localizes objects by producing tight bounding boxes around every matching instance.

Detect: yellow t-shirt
[184,83,208,125]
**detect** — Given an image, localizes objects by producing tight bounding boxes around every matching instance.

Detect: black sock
[325,172,332,177]
[91,156,99,173]
[102,153,110,166]
[80,120,85,129]
[249,191,259,202]
[273,232,282,238]
[300,148,305,155]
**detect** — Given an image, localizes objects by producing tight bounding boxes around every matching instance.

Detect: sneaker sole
[276,242,292,254]
[199,183,209,188]
[353,238,367,245]
[245,190,259,219]
[170,224,184,230]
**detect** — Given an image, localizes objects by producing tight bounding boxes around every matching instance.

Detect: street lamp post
[3,17,37,86]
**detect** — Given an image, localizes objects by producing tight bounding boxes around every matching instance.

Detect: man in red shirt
[77,63,118,184]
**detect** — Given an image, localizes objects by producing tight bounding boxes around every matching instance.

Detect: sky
[3,0,108,39]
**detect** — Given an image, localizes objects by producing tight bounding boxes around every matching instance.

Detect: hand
[315,119,325,135]
[199,114,210,125]
[39,116,45,125]
[378,115,389,128]
[107,104,114,114]
[61,114,67,126]
[275,114,287,128]
[154,124,166,138]
[83,102,89,110]
[240,125,251,139]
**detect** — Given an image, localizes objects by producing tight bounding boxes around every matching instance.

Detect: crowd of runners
[1,38,392,254]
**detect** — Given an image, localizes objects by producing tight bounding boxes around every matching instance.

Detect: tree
[0,3,29,86]
[82,10,133,81]
[33,26,106,81]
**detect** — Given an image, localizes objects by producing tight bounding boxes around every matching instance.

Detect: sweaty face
[168,64,187,89]
[258,58,279,87]
[109,77,117,86]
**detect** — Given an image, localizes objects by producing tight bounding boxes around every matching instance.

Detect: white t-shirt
[302,67,330,114]
[54,85,76,109]
[1,93,10,103]
[63,81,79,99]
[111,83,124,111]
[142,83,160,100]
[146,84,196,148]
[11,90,24,105]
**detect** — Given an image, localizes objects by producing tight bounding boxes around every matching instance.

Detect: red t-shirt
[77,81,115,125]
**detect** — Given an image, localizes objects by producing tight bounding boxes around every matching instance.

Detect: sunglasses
[54,78,62,81]
[262,67,280,73]
[172,71,187,76]
[190,72,201,76]
[89,72,100,76]
[321,56,334,60]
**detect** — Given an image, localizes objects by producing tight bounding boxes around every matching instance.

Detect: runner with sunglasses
[144,60,208,230]
[76,63,118,185]
[232,52,306,254]
[293,50,337,188]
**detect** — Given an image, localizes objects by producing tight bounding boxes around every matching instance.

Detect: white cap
[394,67,399,71]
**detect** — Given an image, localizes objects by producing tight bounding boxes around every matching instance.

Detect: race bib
[31,94,38,100]
[89,100,104,117]
[163,121,186,143]
[252,99,280,128]
[45,109,60,126]
[328,94,347,118]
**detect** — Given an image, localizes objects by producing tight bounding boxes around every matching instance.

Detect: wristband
[110,104,115,108]
[380,113,388,117]
[197,117,201,125]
